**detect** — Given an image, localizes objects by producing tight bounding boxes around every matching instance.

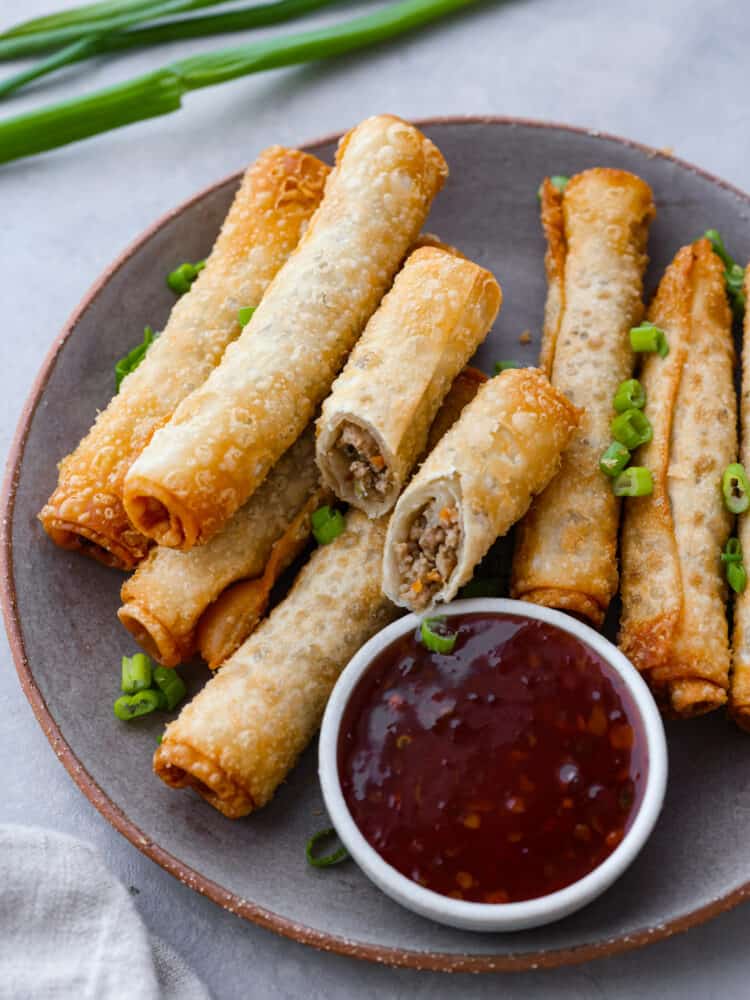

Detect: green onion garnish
[311,505,345,545]
[153,665,187,711]
[722,537,743,565]
[166,259,205,295]
[121,652,153,694]
[599,441,631,478]
[705,229,746,319]
[613,467,653,497]
[238,305,256,327]
[611,409,653,450]
[722,463,750,514]
[549,175,570,193]
[494,360,522,375]
[727,560,748,595]
[459,576,502,598]
[629,323,669,358]
[115,325,156,392]
[420,616,457,654]
[305,827,349,867]
[613,378,646,413]
[113,689,161,721]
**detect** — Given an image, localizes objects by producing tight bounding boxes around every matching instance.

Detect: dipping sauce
[338,613,647,903]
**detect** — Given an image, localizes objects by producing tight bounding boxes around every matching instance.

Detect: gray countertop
[3,0,749,996]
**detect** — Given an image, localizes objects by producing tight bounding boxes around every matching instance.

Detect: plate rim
[3,114,750,973]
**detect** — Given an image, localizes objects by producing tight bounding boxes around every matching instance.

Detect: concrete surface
[2,0,750,996]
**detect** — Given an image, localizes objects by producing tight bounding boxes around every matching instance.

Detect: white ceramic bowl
[319,597,668,932]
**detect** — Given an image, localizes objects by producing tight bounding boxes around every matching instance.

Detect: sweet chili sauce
[338,613,647,904]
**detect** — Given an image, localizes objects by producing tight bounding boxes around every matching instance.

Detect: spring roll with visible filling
[315,245,501,516]
[382,367,581,613]
[619,240,736,718]
[38,147,329,569]
[732,268,750,729]
[152,369,481,817]
[124,116,448,551]
[511,169,655,624]
[118,430,327,668]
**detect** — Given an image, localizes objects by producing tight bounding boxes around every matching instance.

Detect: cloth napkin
[0,825,210,1000]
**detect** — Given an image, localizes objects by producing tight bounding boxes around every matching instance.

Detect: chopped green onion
[613,378,646,412]
[727,561,747,595]
[613,467,653,497]
[629,323,669,358]
[113,689,161,721]
[115,325,156,392]
[704,230,746,319]
[722,537,743,565]
[305,827,349,867]
[599,441,631,478]
[420,616,457,654]
[311,505,345,545]
[153,665,187,710]
[121,652,152,694]
[459,576,502,598]
[494,360,522,375]
[611,409,653,450]
[722,463,750,514]
[238,305,256,327]
[166,259,205,295]
[550,175,569,193]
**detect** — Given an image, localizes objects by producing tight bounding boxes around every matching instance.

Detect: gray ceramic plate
[4,119,750,973]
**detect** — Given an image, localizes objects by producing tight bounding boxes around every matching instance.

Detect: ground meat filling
[396,501,460,610]
[336,423,391,500]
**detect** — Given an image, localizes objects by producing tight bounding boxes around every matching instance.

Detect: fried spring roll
[730,271,750,729]
[118,430,325,668]
[511,169,655,624]
[619,240,736,718]
[124,116,448,551]
[152,368,482,817]
[315,246,501,516]
[38,147,329,569]
[382,368,581,612]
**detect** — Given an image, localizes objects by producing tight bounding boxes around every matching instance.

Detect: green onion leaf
[599,441,631,478]
[613,378,646,413]
[238,305,256,327]
[722,463,750,514]
[494,360,522,375]
[121,652,153,694]
[611,409,653,450]
[550,175,570,193]
[311,505,345,545]
[153,665,187,710]
[613,467,653,498]
[727,560,748,595]
[722,537,743,565]
[113,689,161,720]
[305,827,349,867]
[459,576,502,598]
[629,323,669,358]
[704,230,746,319]
[115,325,156,392]
[166,259,205,295]
[420,616,457,654]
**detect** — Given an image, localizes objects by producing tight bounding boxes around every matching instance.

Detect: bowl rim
[3,115,749,971]
[319,597,667,931]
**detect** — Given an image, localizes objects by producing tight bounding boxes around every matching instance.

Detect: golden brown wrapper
[125,116,448,551]
[118,430,324,668]
[315,245,501,516]
[382,367,581,612]
[730,267,750,729]
[152,367,482,818]
[619,240,736,718]
[38,147,329,569]
[511,168,655,623]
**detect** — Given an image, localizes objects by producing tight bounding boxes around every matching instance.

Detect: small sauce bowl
[319,598,667,932]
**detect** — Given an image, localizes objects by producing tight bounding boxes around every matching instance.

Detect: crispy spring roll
[315,246,501,516]
[732,268,750,729]
[118,430,325,668]
[382,367,581,612]
[152,368,483,817]
[511,169,655,624]
[38,147,329,570]
[619,240,736,718]
[124,116,448,551]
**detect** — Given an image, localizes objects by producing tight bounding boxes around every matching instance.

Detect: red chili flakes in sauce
[338,614,647,904]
